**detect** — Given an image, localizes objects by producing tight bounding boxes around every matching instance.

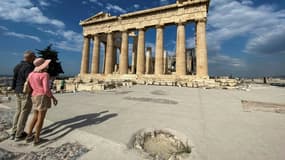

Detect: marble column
[136,29,145,74]
[176,22,186,75]
[105,32,114,74]
[131,36,138,74]
[91,35,100,74]
[120,31,129,74]
[80,36,90,74]
[102,42,106,73]
[145,47,152,74]
[196,19,208,77]
[155,25,164,75]
[113,47,117,71]
[163,51,168,74]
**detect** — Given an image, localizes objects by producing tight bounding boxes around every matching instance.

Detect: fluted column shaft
[155,26,164,75]
[145,47,152,74]
[80,36,90,74]
[105,33,114,74]
[102,43,106,73]
[91,35,100,74]
[196,19,208,77]
[120,31,129,74]
[136,29,145,74]
[131,37,138,74]
[113,47,117,68]
[176,23,186,75]
[163,51,168,74]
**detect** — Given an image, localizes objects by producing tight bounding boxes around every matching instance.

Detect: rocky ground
[0,82,285,160]
[0,142,89,160]
[0,108,14,142]
[0,104,89,160]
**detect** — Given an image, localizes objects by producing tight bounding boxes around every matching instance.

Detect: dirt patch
[124,97,178,105]
[115,91,133,95]
[0,142,89,160]
[241,100,285,114]
[151,90,168,96]
[130,128,191,160]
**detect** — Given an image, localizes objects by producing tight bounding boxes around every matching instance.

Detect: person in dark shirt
[11,50,36,141]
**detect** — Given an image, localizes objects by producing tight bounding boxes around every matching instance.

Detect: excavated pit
[130,129,192,160]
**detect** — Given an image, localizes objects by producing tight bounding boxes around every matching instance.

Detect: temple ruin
[79,0,210,83]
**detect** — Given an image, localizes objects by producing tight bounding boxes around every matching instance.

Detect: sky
[0,0,285,77]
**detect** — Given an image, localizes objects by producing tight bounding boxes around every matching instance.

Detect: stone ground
[0,84,285,160]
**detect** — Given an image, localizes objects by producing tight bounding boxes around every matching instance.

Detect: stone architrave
[136,29,145,74]
[91,35,100,74]
[80,36,90,74]
[155,25,164,75]
[120,31,129,74]
[196,19,208,77]
[176,22,186,75]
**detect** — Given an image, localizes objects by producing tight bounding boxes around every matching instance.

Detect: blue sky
[0,0,284,77]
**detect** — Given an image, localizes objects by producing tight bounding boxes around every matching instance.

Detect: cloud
[106,3,127,13]
[4,31,41,42]
[37,27,58,36]
[89,0,103,6]
[160,0,170,5]
[0,25,41,42]
[245,25,285,55]
[0,25,8,31]
[206,0,285,76]
[209,54,245,67]
[38,0,50,7]
[54,30,83,52]
[0,0,65,28]
[133,4,140,9]
[208,0,285,55]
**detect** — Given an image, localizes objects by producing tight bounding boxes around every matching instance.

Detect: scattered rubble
[55,76,243,93]
[0,143,89,160]
[0,109,14,142]
[241,100,285,114]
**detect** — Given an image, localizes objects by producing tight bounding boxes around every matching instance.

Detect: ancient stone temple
[79,0,210,82]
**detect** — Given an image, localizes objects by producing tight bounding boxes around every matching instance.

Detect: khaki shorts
[32,95,51,111]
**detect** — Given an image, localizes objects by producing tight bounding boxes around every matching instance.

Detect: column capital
[136,27,146,31]
[120,28,129,32]
[156,24,164,28]
[83,35,92,39]
[176,20,187,25]
[196,18,207,23]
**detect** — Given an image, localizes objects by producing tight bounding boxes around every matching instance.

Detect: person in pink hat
[26,58,58,145]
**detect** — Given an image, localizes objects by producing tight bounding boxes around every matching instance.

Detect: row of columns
[80,19,208,77]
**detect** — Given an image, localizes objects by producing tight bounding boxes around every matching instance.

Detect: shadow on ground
[39,110,118,147]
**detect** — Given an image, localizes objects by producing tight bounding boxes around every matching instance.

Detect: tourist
[26,58,58,145]
[11,51,36,141]
[60,79,66,94]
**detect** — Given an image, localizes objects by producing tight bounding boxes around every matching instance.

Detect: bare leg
[27,110,38,136]
[34,110,47,143]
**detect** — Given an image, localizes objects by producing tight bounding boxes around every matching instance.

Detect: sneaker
[33,138,40,146]
[9,133,16,140]
[25,135,34,143]
[15,132,28,142]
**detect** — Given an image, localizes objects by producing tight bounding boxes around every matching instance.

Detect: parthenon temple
[79,0,210,82]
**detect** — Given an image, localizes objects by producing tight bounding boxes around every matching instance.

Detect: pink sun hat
[33,58,51,72]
